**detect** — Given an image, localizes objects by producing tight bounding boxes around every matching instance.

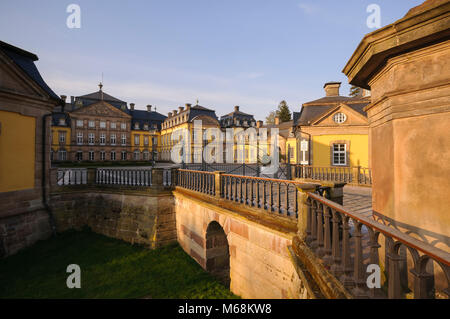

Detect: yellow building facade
[295,82,370,169]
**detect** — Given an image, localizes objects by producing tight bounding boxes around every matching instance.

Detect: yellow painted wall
[131,130,156,152]
[51,127,71,152]
[0,110,36,192]
[312,134,369,167]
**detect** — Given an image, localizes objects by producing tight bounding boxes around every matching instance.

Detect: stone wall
[0,209,52,258]
[49,188,176,248]
[174,189,305,299]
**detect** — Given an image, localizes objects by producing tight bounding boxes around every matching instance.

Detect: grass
[0,229,239,299]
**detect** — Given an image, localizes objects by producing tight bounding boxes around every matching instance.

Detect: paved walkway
[342,189,373,219]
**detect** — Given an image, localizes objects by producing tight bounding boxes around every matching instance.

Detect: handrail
[178,169,216,175]
[222,173,305,185]
[308,192,450,267]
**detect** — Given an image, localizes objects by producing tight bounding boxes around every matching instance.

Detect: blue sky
[0,0,423,120]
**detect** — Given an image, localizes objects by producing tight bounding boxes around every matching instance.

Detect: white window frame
[121,123,126,130]
[110,134,116,145]
[110,122,117,129]
[121,151,127,160]
[77,132,83,145]
[76,151,83,161]
[121,134,126,146]
[88,120,95,128]
[59,132,66,143]
[100,133,106,145]
[111,151,116,161]
[100,151,105,161]
[134,135,140,146]
[100,121,106,129]
[58,150,67,161]
[134,150,140,160]
[88,133,95,145]
[76,120,83,127]
[89,151,95,161]
[332,144,347,166]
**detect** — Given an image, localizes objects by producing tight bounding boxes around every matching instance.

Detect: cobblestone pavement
[342,191,373,219]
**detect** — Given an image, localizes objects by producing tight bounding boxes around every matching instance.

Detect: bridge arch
[205,221,230,287]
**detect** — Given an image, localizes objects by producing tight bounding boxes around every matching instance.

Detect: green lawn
[0,230,238,299]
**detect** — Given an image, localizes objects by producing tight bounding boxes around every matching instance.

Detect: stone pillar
[214,171,225,198]
[87,168,96,184]
[152,168,163,186]
[343,1,450,241]
[296,183,319,241]
[321,182,346,205]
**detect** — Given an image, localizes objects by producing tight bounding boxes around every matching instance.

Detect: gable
[311,104,368,126]
[70,100,131,118]
[0,53,47,99]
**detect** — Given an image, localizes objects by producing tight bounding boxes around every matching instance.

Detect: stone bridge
[174,187,303,299]
[46,167,450,299]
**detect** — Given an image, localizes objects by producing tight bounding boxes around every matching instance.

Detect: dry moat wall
[49,188,176,248]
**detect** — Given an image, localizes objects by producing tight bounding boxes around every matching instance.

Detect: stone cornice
[342,1,450,89]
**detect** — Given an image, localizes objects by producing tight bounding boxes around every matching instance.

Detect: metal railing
[177,169,216,196]
[176,169,301,219]
[306,192,450,299]
[221,174,298,218]
[295,165,372,186]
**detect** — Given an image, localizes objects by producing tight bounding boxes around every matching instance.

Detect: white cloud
[297,3,318,15]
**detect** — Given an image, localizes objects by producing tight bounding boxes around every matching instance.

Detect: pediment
[0,53,47,98]
[311,104,368,126]
[71,100,131,118]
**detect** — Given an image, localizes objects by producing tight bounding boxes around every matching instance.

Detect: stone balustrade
[51,167,177,189]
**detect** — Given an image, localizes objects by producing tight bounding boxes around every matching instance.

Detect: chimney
[275,116,280,125]
[256,120,263,128]
[324,82,341,97]
[147,105,152,112]
[234,106,240,112]
[121,105,126,111]
[168,112,173,118]
[173,110,178,115]
[178,106,184,113]
[60,95,67,112]
[130,103,135,111]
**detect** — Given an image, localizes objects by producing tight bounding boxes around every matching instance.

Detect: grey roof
[295,101,369,126]
[131,109,167,130]
[0,40,61,102]
[187,105,218,121]
[77,90,126,103]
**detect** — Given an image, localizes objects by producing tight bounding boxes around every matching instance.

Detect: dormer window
[59,118,66,125]
[144,124,149,130]
[134,123,139,130]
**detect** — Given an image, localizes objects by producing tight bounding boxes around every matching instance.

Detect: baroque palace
[51,84,166,163]
[50,81,372,167]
